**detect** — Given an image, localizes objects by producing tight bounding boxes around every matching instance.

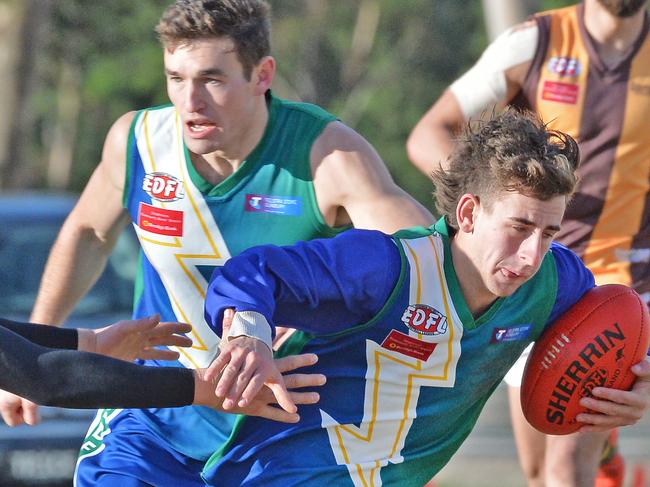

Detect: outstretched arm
[0,321,194,409]
[204,229,403,412]
[0,318,323,421]
[407,21,537,174]
[311,121,434,234]
[0,112,136,427]
[30,112,136,327]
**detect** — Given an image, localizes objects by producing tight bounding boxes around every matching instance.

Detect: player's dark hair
[156,0,271,80]
[432,108,580,231]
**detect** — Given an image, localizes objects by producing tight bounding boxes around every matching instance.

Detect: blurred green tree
[0,0,575,212]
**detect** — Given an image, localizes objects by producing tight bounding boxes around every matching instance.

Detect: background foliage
[0,0,574,214]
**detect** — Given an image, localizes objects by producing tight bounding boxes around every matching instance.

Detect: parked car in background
[0,193,138,487]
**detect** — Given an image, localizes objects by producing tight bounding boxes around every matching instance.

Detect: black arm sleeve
[0,323,195,409]
[0,317,78,349]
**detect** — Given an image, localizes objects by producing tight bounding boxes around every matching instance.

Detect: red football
[521,284,650,435]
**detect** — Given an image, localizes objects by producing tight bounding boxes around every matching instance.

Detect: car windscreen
[0,220,137,319]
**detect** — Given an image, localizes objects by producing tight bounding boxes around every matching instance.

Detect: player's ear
[252,56,275,95]
[457,194,480,233]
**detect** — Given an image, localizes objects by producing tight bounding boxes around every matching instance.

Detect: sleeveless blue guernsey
[202,220,594,485]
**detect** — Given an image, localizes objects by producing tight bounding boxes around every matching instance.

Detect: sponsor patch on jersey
[138,202,183,237]
[142,172,185,202]
[541,80,579,104]
[401,304,448,336]
[381,329,438,361]
[547,57,581,77]
[245,194,302,216]
[490,324,532,343]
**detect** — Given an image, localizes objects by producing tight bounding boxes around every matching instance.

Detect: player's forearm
[0,324,195,409]
[0,318,78,349]
[30,223,114,325]
[406,123,456,174]
[205,229,401,337]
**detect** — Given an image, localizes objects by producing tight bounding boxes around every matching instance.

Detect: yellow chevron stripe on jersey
[322,235,462,486]
[133,108,232,368]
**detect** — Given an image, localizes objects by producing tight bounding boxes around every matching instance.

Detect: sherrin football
[521,284,650,435]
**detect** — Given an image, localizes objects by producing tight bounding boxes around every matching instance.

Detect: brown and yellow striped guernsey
[512,3,650,302]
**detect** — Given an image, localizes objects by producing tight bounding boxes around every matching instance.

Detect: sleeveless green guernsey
[120,91,346,459]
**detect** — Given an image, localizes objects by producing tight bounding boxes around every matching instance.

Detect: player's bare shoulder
[311,121,387,187]
[100,111,138,189]
[311,121,375,165]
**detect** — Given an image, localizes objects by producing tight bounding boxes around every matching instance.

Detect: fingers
[265,380,297,414]
[254,404,300,423]
[21,400,40,426]
[138,348,181,361]
[150,321,193,337]
[146,321,193,347]
[214,338,276,411]
[132,314,160,331]
[146,333,193,349]
[204,352,227,382]
[274,353,318,373]
[577,386,646,430]
[241,389,320,423]
[228,370,266,409]
[0,408,24,427]
[0,394,26,427]
[282,372,327,390]
[222,308,234,335]
[214,350,245,399]
[287,390,320,406]
[631,358,650,378]
[589,386,647,409]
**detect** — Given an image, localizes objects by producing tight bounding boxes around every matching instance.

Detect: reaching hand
[208,334,294,413]
[195,352,325,422]
[0,391,39,426]
[88,315,193,362]
[577,358,650,432]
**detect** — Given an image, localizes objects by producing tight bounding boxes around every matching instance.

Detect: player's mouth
[501,267,527,280]
[186,120,218,138]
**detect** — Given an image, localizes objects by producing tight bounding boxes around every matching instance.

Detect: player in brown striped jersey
[408,1,649,486]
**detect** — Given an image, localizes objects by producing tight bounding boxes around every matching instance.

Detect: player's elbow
[406,129,432,175]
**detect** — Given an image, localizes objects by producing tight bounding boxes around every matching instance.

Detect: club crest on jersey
[547,57,581,77]
[401,304,448,336]
[142,172,185,202]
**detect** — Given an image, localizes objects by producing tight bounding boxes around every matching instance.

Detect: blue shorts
[74,409,206,487]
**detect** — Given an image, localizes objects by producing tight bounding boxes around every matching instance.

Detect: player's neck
[449,237,495,318]
[584,0,646,65]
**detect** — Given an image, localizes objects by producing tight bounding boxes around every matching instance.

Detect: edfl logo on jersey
[142,172,185,202]
[401,304,448,336]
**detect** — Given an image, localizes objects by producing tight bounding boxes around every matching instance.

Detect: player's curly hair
[432,108,580,231]
[156,0,271,80]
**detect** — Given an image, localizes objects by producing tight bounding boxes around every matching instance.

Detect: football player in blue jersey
[0,1,433,485]
[201,109,650,486]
